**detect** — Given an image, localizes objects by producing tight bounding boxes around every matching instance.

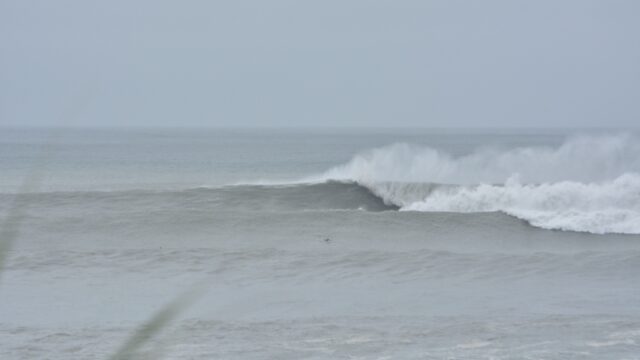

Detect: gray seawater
[1,128,640,359]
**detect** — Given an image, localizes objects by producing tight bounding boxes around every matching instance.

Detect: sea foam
[401,174,640,234]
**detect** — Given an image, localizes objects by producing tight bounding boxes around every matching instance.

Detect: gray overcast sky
[1,0,639,128]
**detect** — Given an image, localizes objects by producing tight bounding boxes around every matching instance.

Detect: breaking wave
[9,134,640,234]
[309,134,640,234]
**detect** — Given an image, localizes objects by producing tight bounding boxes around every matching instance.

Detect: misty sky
[1,0,639,128]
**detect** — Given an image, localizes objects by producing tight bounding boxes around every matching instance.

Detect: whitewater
[298,134,640,234]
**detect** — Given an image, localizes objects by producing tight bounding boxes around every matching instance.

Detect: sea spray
[315,134,640,184]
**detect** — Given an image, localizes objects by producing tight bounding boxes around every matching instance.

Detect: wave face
[309,135,640,234]
[1,181,397,215]
[206,182,398,212]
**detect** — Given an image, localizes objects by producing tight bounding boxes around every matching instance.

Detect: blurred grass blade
[0,155,46,284]
[1,93,94,277]
[109,282,208,360]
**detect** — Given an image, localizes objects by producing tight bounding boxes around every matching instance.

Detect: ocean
[1,127,640,359]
